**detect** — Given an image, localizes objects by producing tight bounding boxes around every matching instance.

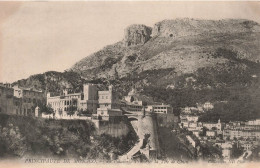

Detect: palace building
[47,84,98,118]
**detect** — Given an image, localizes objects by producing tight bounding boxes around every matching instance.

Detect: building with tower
[96,85,122,120]
[203,119,223,131]
[47,84,98,118]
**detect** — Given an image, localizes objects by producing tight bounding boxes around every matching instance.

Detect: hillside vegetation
[0,114,137,160]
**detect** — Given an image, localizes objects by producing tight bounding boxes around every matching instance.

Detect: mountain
[71,18,260,80]
[14,18,260,121]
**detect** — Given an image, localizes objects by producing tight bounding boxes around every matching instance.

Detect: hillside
[13,18,260,121]
[0,114,137,159]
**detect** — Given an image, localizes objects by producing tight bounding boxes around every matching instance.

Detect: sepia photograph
[0,1,259,167]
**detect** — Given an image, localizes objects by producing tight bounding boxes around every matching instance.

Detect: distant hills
[14,18,260,121]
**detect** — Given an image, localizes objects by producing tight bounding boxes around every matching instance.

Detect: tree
[66,99,78,116]
[79,108,92,116]
[39,104,54,115]
[231,143,243,159]
[67,105,77,116]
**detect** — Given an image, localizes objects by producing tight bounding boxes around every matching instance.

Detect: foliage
[38,103,54,115]
[231,144,244,159]
[0,114,137,160]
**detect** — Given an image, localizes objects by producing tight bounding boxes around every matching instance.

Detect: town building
[122,88,146,112]
[186,135,198,148]
[186,115,199,122]
[246,119,260,126]
[0,85,44,116]
[206,130,217,137]
[203,102,214,110]
[95,85,122,119]
[223,129,260,140]
[0,85,21,115]
[47,90,82,118]
[47,84,98,118]
[192,130,201,138]
[98,85,120,109]
[241,142,254,151]
[13,85,45,116]
[203,119,224,131]
[146,104,173,114]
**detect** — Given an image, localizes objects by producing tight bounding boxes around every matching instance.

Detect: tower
[83,84,98,101]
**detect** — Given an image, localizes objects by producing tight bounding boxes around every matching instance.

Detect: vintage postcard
[0,1,259,168]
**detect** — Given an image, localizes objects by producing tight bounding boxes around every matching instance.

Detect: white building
[186,135,197,148]
[186,115,199,122]
[203,119,223,131]
[47,84,98,118]
[203,102,214,110]
[246,119,260,126]
[146,104,173,114]
[206,130,217,137]
[241,142,253,151]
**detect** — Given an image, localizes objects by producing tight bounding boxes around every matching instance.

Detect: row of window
[153,107,169,109]
[100,95,110,99]
[50,100,77,106]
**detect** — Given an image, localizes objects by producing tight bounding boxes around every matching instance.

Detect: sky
[0,1,260,83]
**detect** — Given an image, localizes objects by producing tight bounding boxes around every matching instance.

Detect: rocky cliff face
[124,24,152,46]
[152,18,260,38]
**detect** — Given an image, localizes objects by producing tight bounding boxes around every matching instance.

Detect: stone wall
[96,116,131,137]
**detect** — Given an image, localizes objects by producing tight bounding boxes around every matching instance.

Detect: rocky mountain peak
[124,24,152,47]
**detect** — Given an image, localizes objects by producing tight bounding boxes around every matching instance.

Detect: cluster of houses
[179,108,260,160]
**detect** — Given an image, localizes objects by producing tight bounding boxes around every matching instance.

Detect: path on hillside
[118,139,143,161]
